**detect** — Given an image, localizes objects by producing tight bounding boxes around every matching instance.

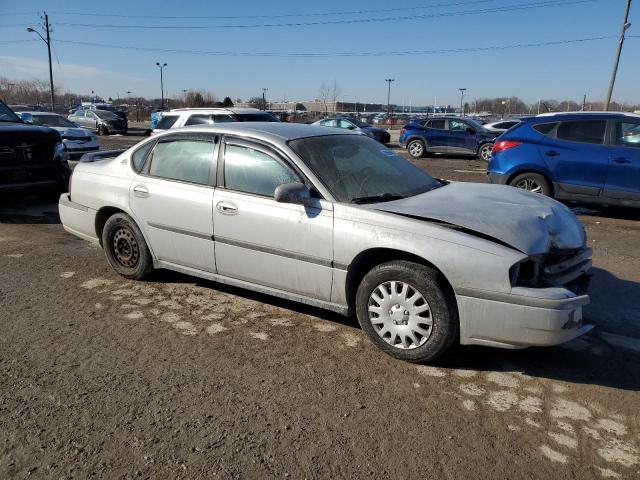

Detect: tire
[102,213,154,280]
[97,124,109,136]
[478,143,493,162]
[407,139,426,159]
[508,172,552,196]
[355,261,458,363]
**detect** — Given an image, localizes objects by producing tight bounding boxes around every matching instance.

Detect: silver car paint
[59,123,592,350]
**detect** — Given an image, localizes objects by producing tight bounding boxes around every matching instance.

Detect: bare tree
[318,83,330,114]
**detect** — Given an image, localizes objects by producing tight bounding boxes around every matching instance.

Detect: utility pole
[156,62,167,110]
[459,88,467,117]
[605,0,632,110]
[537,98,541,115]
[27,12,55,112]
[262,88,268,111]
[582,94,587,111]
[385,78,395,118]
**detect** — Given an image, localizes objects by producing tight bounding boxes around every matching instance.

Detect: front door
[129,133,218,272]
[212,138,334,301]
[604,120,640,201]
[447,119,476,154]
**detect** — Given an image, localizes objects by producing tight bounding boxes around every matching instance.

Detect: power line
[52,35,622,58]
[49,0,603,29]
[44,0,511,19]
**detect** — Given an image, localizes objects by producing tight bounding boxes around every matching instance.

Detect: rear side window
[618,122,640,148]
[131,141,154,172]
[533,122,557,135]
[223,144,298,197]
[148,139,215,185]
[427,119,445,129]
[557,120,606,144]
[156,115,179,130]
[233,113,279,122]
[185,114,213,126]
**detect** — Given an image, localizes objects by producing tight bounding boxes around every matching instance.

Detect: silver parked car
[17,111,99,161]
[59,123,592,363]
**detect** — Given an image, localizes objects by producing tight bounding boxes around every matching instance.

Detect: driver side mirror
[20,112,33,124]
[466,127,476,135]
[274,182,311,204]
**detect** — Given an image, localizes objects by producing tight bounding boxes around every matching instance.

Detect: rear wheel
[102,213,154,280]
[355,261,458,363]
[407,139,426,158]
[508,172,552,196]
[478,143,493,162]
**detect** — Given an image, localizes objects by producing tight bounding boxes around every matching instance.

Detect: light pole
[262,88,268,111]
[27,13,54,111]
[459,88,467,117]
[605,0,632,110]
[156,62,167,110]
[385,78,395,118]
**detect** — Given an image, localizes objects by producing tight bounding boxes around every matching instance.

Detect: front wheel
[355,261,458,363]
[407,139,426,158]
[97,124,109,136]
[478,143,493,162]
[102,213,154,280]
[508,172,552,196]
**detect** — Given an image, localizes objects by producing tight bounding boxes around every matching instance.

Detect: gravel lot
[1,132,639,479]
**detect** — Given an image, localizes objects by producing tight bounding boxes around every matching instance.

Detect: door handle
[216,201,238,215]
[133,185,149,198]
[545,150,560,157]
[612,157,631,164]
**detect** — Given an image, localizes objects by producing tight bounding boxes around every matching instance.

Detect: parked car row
[152,107,279,135]
[311,116,391,144]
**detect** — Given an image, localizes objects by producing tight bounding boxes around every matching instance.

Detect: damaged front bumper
[456,282,593,349]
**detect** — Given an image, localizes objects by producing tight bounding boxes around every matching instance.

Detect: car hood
[374,183,585,255]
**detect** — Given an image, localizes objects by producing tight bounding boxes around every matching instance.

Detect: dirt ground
[1,132,639,479]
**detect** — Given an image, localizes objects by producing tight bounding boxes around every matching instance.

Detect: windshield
[0,102,21,123]
[31,114,76,128]
[94,110,120,120]
[289,135,441,203]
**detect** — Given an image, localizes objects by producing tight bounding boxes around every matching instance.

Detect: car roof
[15,111,58,115]
[168,107,265,114]
[158,122,358,143]
[536,111,640,119]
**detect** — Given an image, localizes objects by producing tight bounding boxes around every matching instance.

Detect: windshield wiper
[351,193,404,204]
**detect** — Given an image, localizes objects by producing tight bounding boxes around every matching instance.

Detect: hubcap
[112,227,139,268]
[409,142,423,157]
[367,281,433,350]
[481,145,492,161]
[515,178,543,194]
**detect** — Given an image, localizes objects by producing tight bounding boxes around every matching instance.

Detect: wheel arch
[405,135,428,147]
[344,248,457,317]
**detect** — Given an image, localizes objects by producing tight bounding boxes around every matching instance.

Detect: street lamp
[27,18,55,111]
[385,78,395,119]
[156,62,167,110]
[262,88,268,111]
[459,88,467,117]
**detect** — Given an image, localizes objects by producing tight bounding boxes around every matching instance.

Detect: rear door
[129,133,218,272]
[423,119,448,152]
[539,119,609,197]
[604,119,640,201]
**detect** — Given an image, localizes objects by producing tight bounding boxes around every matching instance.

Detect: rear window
[156,115,179,130]
[557,120,606,144]
[533,122,558,135]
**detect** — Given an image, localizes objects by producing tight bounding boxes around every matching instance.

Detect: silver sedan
[59,123,592,363]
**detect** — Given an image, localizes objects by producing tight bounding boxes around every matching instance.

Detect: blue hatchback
[487,112,640,208]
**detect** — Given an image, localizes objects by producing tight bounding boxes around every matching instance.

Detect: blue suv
[487,112,640,208]
[399,117,498,161]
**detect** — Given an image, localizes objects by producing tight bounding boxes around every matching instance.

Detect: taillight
[492,140,522,154]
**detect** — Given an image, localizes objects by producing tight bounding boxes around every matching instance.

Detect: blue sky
[1,0,638,106]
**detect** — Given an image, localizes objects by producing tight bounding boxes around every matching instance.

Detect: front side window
[223,144,299,197]
[557,120,606,144]
[448,120,467,131]
[156,115,179,129]
[289,135,441,203]
[148,139,215,185]
[618,121,640,148]
[338,119,355,129]
[321,119,337,128]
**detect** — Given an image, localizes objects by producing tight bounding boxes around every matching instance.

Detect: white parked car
[153,107,279,135]
[484,119,521,133]
[17,111,99,162]
[59,123,592,363]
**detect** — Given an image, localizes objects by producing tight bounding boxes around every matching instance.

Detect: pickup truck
[0,100,69,196]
